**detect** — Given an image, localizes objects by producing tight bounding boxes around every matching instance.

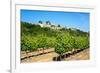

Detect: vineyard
[21,22,89,62]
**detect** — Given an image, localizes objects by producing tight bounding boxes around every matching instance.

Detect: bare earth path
[21,49,89,63]
[64,49,90,61]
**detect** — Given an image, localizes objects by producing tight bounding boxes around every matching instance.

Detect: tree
[38,21,43,24]
[58,24,61,27]
[46,21,51,25]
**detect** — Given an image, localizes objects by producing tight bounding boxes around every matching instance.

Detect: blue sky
[21,9,90,32]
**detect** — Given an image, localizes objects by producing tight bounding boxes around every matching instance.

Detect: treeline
[21,22,89,59]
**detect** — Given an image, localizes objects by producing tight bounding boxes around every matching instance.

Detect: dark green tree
[46,21,51,25]
[38,20,43,24]
[58,24,61,27]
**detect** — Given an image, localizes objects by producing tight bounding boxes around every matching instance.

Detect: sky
[21,9,90,32]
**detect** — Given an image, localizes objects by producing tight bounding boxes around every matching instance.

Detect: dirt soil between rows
[21,49,90,63]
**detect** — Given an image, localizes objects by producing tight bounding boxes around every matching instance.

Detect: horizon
[21,9,90,32]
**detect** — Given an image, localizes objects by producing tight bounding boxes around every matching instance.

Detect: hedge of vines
[21,22,89,56]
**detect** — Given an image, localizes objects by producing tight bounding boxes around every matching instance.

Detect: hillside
[21,22,89,62]
[21,22,89,37]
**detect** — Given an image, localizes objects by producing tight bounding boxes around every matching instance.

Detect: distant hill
[21,22,89,37]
